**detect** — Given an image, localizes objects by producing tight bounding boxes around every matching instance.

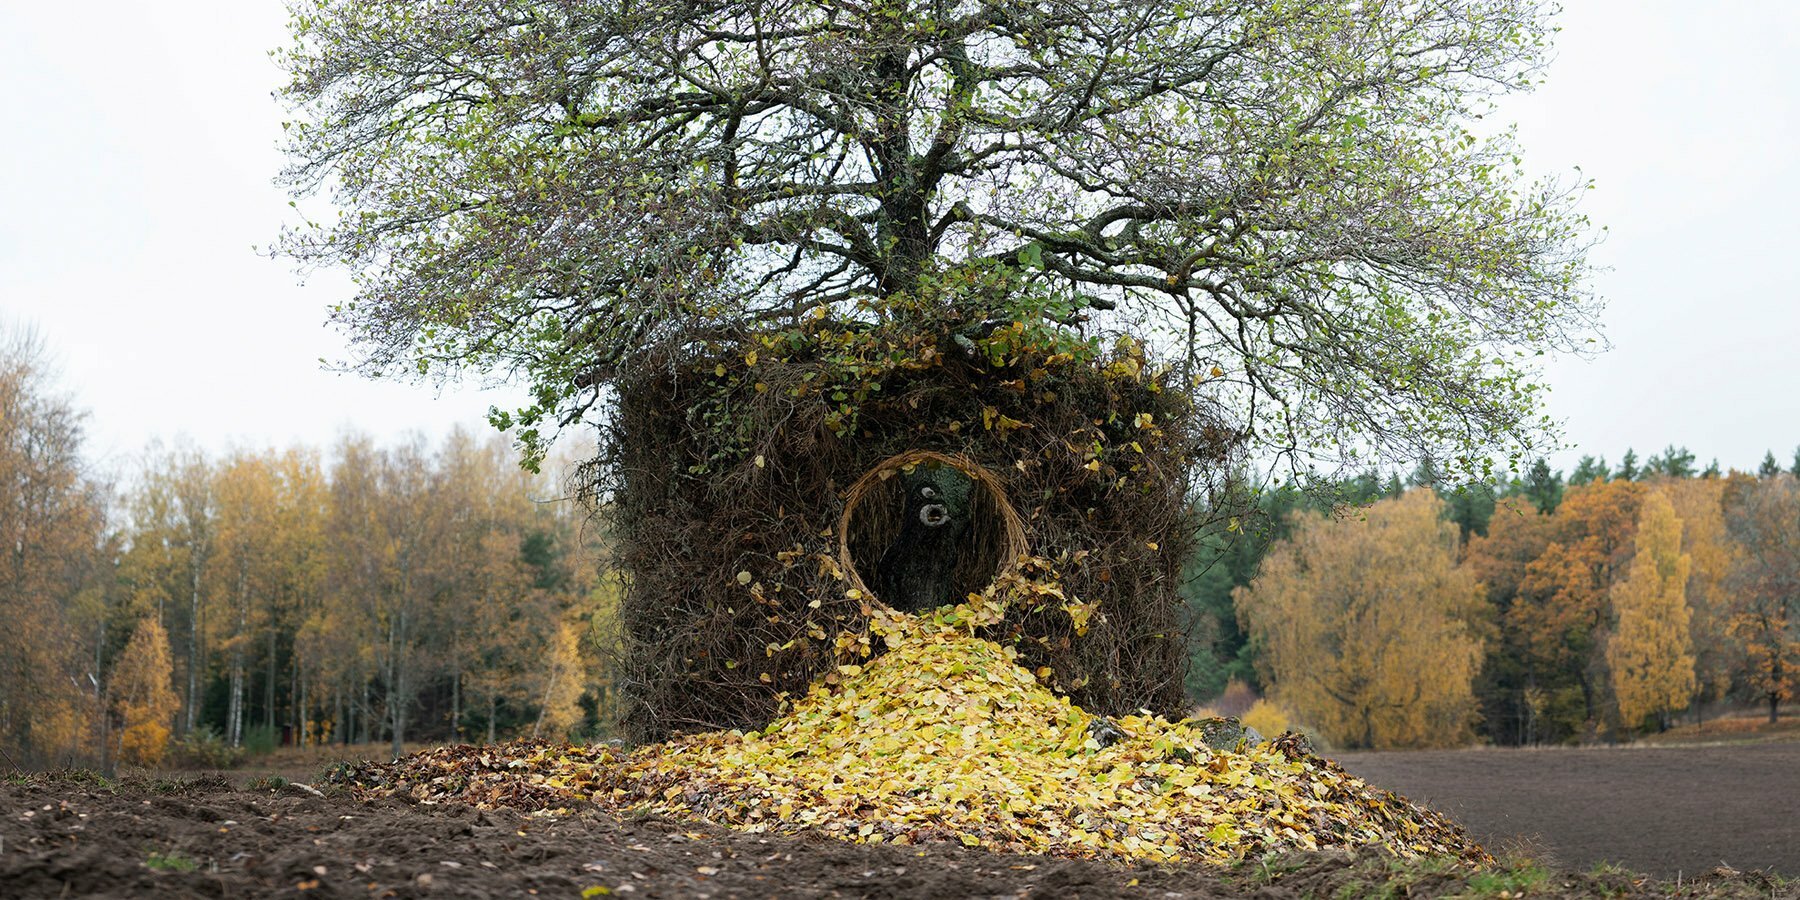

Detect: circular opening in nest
[838,451,1028,613]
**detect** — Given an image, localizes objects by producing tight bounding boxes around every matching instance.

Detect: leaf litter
[333,605,1487,866]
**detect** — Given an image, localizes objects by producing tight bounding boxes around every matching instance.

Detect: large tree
[1508,478,1641,739]
[1723,475,1800,723]
[1657,475,1737,721]
[1605,489,1693,732]
[1235,489,1486,749]
[279,0,1597,474]
[0,324,108,765]
[1462,495,1553,744]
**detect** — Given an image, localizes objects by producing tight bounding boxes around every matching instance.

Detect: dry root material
[336,603,1486,867]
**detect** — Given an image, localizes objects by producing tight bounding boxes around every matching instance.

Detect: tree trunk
[187,567,202,733]
[229,570,248,746]
[293,652,304,745]
[228,651,244,746]
[266,628,277,732]
[387,610,407,759]
[1772,654,1785,723]
[532,665,561,739]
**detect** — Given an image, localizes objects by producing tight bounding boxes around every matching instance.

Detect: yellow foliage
[343,602,1488,867]
[1607,490,1696,728]
[1236,490,1486,749]
[112,617,179,767]
[27,695,89,762]
[120,721,171,767]
[531,619,588,739]
[1240,699,1293,740]
[1657,477,1737,702]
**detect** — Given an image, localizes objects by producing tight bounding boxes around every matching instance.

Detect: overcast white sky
[3,2,1798,476]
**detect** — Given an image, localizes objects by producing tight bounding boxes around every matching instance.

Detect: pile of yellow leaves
[341,609,1485,866]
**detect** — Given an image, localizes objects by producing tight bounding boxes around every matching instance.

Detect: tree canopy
[278,0,1598,474]
[1235,488,1485,749]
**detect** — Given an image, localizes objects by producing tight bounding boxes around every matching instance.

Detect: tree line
[1188,450,1800,749]
[1,325,612,770]
[17,309,1793,761]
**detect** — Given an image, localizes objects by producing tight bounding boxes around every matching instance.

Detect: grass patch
[145,850,199,873]
[1463,861,1550,896]
[246,774,289,791]
[146,777,187,795]
[24,769,115,791]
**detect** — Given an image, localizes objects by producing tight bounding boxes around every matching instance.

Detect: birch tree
[0,323,106,764]
[1605,489,1694,731]
[1236,489,1485,749]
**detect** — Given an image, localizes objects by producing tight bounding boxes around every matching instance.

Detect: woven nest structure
[837,451,1028,610]
[594,322,1237,744]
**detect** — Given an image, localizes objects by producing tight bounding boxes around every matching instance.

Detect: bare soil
[1337,740,1800,878]
[1,743,1794,899]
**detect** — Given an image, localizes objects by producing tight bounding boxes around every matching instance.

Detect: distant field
[1336,737,1800,878]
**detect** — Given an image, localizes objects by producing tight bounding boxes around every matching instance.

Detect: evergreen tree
[1703,458,1722,479]
[1568,455,1608,486]
[1759,451,1782,479]
[1644,445,1696,479]
[1521,459,1564,514]
[1408,456,1443,489]
[1616,449,1640,482]
[1383,473,1406,500]
[1182,480,1304,699]
[1442,483,1499,540]
[1340,469,1390,506]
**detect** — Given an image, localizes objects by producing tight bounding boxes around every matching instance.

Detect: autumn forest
[2,326,613,770]
[1188,452,1800,750]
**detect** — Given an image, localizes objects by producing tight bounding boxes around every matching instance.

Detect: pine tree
[1644,445,1696,479]
[1606,491,1695,732]
[1521,459,1564,514]
[1441,482,1498,541]
[1569,455,1609,487]
[1408,457,1442,488]
[1616,449,1640,482]
[1759,452,1782,479]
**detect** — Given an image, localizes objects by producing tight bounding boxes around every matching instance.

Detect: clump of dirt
[335,606,1484,867]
